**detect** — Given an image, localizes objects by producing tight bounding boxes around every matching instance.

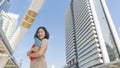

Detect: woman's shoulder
[41,39,48,47]
[42,39,48,41]
[41,39,48,43]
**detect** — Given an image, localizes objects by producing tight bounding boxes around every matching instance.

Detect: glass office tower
[65,0,120,68]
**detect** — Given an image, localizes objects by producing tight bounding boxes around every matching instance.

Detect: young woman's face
[37,28,45,40]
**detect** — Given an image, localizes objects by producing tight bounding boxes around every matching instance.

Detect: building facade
[0,11,19,41]
[0,24,19,68]
[0,0,10,12]
[65,2,78,67]
[65,0,120,68]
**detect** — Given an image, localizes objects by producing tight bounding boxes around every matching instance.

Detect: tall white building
[65,0,120,68]
[65,3,78,68]
[0,11,19,40]
[0,25,19,68]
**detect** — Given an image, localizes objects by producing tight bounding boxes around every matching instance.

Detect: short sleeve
[40,39,48,48]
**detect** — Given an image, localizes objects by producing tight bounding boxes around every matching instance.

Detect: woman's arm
[27,45,39,57]
[27,48,33,57]
[30,39,48,57]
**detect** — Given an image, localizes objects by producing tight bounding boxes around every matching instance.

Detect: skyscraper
[65,0,120,68]
[65,2,78,67]
[0,0,10,12]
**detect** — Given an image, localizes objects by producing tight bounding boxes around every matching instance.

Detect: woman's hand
[31,47,39,52]
[26,49,33,57]
[30,51,40,57]
[27,50,31,57]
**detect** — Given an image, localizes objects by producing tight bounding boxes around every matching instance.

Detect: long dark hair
[34,26,49,39]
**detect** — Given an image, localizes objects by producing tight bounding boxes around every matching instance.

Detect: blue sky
[8,0,120,68]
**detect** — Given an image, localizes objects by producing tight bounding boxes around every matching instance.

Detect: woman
[27,26,49,68]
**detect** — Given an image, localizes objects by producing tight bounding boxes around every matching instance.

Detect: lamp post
[51,64,55,68]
